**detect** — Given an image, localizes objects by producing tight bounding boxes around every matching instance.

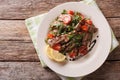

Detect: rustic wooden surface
[0,0,119,80]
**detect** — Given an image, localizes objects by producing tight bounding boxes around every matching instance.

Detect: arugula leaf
[58,25,64,34]
[70,13,81,27]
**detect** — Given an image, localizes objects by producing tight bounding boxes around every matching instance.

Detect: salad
[45,10,98,62]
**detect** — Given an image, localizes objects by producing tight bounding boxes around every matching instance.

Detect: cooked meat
[93,27,98,33]
[47,34,69,46]
[88,25,98,33]
[80,19,86,25]
[82,33,92,45]
[64,43,76,53]
[47,37,63,46]
[74,22,81,32]
[60,40,73,53]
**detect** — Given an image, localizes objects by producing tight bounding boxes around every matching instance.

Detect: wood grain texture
[0,41,38,61]
[0,61,119,80]
[96,0,120,18]
[0,0,119,19]
[107,18,120,38]
[108,44,120,61]
[0,62,60,80]
[0,20,30,41]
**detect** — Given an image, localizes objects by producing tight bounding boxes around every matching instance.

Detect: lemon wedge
[46,45,53,60]
[46,45,66,62]
[51,50,66,62]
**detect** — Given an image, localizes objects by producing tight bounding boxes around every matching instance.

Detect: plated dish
[45,10,98,62]
[37,2,111,77]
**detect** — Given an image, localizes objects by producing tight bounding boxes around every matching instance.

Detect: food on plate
[46,45,66,62]
[45,10,98,62]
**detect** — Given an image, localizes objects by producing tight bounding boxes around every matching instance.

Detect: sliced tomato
[79,45,88,55]
[80,49,87,55]
[68,10,74,15]
[86,19,92,25]
[69,52,76,58]
[47,33,54,39]
[81,25,88,32]
[58,14,71,24]
[52,44,61,51]
[63,15,71,24]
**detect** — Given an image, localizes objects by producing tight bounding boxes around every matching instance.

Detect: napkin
[25,0,119,80]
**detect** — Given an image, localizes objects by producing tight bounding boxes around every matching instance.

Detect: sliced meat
[93,27,98,33]
[88,25,98,33]
[74,22,81,32]
[74,19,86,32]
[47,35,69,46]
[60,40,72,53]
[82,33,92,45]
[80,19,86,25]
[73,48,79,56]
[79,45,88,55]
[65,43,76,52]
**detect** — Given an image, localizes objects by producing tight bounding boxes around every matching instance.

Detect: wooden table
[0,0,119,80]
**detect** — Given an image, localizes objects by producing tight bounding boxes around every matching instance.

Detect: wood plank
[0,41,38,61]
[0,61,119,80]
[0,20,31,41]
[108,44,120,61]
[0,0,119,19]
[96,0,120,18]
[107,18,120,38]
[0,62,60,80]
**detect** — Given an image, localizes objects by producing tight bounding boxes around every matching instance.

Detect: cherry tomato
[81,25,88,32]
[47,33,54,39]
[69,52,76,58]
[58,14,71,24]
[86,19,92,25]
[80,49,87,55]
[79,45,88,55]
[63,15,71,24]
[52,44,61,51]
[68,10,74,15]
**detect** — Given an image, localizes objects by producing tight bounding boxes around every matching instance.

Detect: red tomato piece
[52,44,61,51]
[81,25,88,32]
[69,52,76,58]
[80,50,87,55]
[86,19,92,25]
[47,33,54,39]
[58,14,71,24]
[68,10,74,15]
[79,45,88,55]
[63,15,71,24]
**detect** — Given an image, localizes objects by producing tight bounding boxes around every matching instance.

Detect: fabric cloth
[25,0,119,80]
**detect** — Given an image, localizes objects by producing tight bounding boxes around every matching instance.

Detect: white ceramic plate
[37,2,111,77]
